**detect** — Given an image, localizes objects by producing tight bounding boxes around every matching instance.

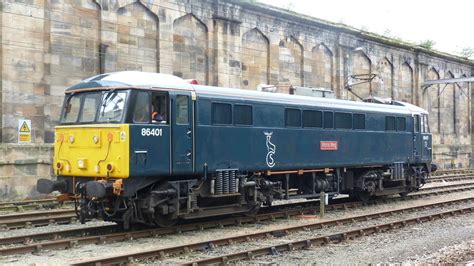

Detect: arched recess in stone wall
[241,28,269,90]
[278,36,303,86]
[117,2,159,72]
[441,71,455,135]
[457,74,470,136]
[374,57,393,99]
[310,43,333,90]
[172,13,208,84]
[47,0,101,142]
[424,68,440,134]
[349,50,371,100]
[398,62,414,103]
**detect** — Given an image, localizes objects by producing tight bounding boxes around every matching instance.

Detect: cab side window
[422,114,429,133]
[176,95,189,124]
[133,92,150,123]
[414,115,420,133]
[151,93,168,124]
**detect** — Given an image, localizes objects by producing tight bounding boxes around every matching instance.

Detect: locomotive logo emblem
[264,132,276,168]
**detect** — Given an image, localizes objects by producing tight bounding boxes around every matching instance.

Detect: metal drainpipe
[99,44,108,74]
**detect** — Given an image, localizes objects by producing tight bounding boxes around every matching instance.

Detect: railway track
[420,182,474,191]
[0,182,473,231]
[427,173,474,183]
[0,198,68,212]
[0,209,76,230]
[430,168,474,176]
[70,197,474,265]
[183,206,474,266]
[1,184,473,256]
[0,170,468,213]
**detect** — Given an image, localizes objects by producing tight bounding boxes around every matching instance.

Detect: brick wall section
[0,0,473,198]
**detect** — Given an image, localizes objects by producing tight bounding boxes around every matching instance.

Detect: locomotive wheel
[399,192,409,198]
[355,190,372,202]
[244,203,261,216]
[154,213,177,227]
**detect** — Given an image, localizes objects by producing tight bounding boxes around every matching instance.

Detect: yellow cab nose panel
[54,124,129,178]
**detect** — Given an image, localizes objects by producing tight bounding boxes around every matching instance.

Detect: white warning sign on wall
[18,119,32,143]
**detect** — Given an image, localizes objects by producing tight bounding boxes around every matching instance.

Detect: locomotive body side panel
[128,124,170,177]
[194,93,415,173]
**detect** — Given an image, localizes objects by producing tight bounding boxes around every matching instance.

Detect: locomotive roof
[67,71,427,115]
[193,85,427,115]
[66,71,194,92]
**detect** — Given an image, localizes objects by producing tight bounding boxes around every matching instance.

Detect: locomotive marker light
[106,163,114,173]
[107,132,113,142]
[57,133,64,142]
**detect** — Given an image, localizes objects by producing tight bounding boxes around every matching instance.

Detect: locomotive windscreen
[60,90,129,124]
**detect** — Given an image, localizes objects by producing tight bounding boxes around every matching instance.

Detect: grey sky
[259,0,473,59]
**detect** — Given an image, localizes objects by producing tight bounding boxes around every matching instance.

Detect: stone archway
[117,2,159,72]
[311,43,333,89]
[241,28,269,90]
[172,13,208,84]
[278,36,303,86]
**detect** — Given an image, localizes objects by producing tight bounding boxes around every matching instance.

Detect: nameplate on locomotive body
[320,141,338,151]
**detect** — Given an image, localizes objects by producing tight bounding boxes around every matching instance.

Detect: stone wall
[0,0,473,198]
[0,144,53,199]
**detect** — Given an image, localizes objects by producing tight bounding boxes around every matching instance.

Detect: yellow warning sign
[18,119,32,143]
[19,121,30,133]
[19,134,31,142]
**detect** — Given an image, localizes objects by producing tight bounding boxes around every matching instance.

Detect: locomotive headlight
[92,135,99,144]
[65,164,70,172]
[68,135,75,143]
[77,159,87,169]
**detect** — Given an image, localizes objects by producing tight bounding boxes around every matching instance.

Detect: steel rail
[0,198,60,207]
[70,198,474,266]
[0,209,76,230]
[420,182,474,191]
[431,168,474,176]
[427,174,474,183]
[0,201,73,213]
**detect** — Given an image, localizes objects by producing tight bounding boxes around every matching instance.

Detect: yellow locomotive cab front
[54,124,130,179]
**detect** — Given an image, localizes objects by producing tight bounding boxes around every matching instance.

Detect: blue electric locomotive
[37,71,434,227]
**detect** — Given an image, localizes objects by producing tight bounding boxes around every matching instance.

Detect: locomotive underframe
[49,162,429,228]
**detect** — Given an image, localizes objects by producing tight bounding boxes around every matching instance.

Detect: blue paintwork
[129,124,170,177]
[125,89,432,178]
[170,91,194,174]
[193,95,418,174]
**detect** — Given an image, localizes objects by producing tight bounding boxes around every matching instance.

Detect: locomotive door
[170,91,194,174]
[413,114,422,162]
[420,114,432,161]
